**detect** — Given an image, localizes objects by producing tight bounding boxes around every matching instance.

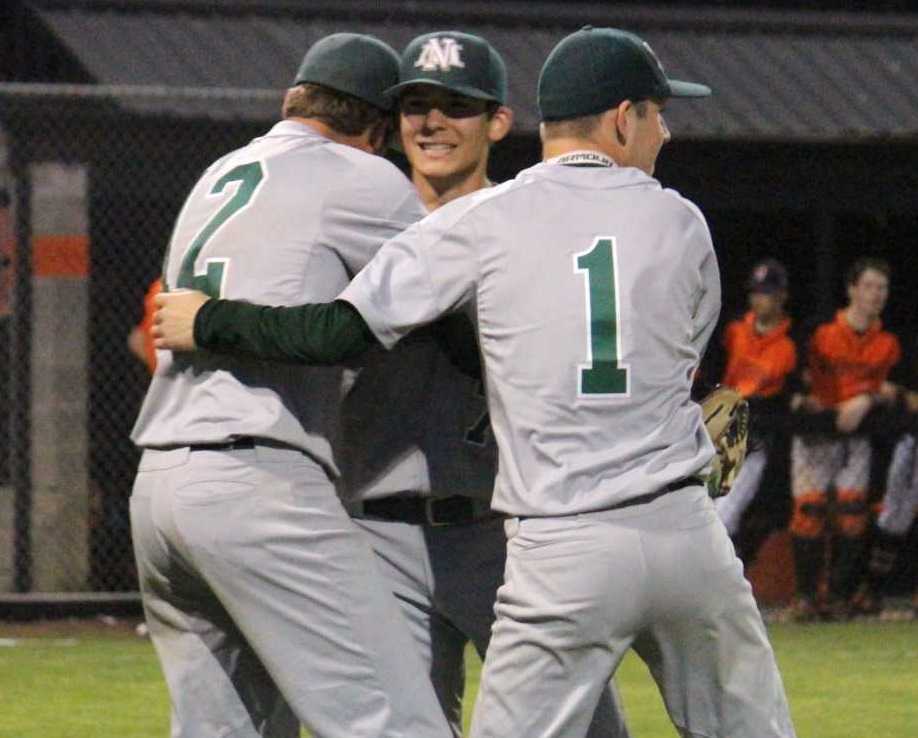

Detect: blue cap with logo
[385,31,507,104]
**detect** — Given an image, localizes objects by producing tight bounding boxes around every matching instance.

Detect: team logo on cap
[415,37,466,73]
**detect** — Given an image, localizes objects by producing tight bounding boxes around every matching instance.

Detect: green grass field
[1,618,916,737]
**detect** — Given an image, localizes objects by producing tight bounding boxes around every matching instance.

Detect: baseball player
[714,259,797,552]
[154,27,796,738]
[337,31,630,738]
[861,420,918,618]
[788,257,901,621]
[128,277,163,374]
[130,34,451,738]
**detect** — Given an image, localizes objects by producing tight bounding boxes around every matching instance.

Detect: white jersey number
[170,161,265,297]
[574,237,629,396]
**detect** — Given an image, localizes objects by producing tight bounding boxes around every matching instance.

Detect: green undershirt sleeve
[193,298,378,365]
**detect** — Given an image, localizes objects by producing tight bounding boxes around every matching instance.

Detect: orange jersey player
[716,260,797,548]
[807,311,900,409]
[788,257,901,621]
[127,277,162,375]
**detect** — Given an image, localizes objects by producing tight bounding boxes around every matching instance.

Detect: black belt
[187,437,257,451]
[361,495,495,527]
[185,437,301,453]
[518,476,704,521]
[604,475,704,512]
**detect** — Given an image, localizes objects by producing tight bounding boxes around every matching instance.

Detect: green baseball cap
[293,33,400,111]
[385,31,507,104]
[538,27,711,121]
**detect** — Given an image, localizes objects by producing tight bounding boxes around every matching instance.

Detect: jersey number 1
[168,161,265,297]
[574,237,629,396]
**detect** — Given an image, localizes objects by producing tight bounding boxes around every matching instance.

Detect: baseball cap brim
[667,79,712,98]
[385,79,500,103]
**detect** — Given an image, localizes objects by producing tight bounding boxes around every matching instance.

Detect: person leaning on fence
[714,259,796,562]
[786,257,901,622]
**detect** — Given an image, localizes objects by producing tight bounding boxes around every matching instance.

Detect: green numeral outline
[574,237,629,396]
[167,161,265,297]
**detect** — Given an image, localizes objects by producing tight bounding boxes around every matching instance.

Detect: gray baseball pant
[130,445,451,738]
[353,514,633,738]
[469,485,795,738]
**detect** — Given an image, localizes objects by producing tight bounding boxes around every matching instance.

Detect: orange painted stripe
[32,235,89,278]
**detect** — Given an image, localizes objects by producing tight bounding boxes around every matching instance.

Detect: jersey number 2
[170,161,265,297]
[574,237,629,396]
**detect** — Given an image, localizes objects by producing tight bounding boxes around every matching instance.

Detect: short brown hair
[541,99,650,141]
[541,112,603,141]
[282,83,390,136]
[846,257,890,287]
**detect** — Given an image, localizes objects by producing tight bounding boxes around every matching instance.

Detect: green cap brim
[385,79,500,103]
[668,79,712,98]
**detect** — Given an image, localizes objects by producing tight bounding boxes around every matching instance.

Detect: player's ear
[613,100,633,147]
[487,105,514,144]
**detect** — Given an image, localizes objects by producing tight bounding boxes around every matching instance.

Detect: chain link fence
[1,84,915,602]
[0,84,279,593]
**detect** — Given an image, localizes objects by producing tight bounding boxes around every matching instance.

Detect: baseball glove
[700,385,749,498]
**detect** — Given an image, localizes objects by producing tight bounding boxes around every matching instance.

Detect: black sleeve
[193,298,379,365]
[429,312,482,381]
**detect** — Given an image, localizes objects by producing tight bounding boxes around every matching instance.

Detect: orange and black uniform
[722,311,796,400]
[714,312,796,556]
[791,310,901,605]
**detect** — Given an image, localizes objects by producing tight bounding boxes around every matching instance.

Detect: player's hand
[153,289,211,351]
[877,381,901,404]
[835,393,872,433]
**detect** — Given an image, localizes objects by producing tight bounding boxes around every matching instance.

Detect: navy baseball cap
[385,31,507,104]
[539,27,711,121]
[293,33,401,111]
[747,259,789,293]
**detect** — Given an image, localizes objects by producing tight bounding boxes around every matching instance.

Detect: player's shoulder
[654,185,710,231]
[419,176,522,231]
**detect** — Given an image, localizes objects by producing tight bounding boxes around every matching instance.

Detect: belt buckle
[424,498,451,527]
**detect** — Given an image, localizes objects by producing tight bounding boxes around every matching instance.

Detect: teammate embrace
[140,26,798,738]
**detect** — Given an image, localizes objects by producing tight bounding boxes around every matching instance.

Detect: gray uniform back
[342,161,720,516]
[132,120,426,465]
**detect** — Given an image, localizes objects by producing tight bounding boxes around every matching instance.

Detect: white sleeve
[339,209,479,348]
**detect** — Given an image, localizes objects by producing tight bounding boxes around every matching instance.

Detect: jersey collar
[545,150,617,168]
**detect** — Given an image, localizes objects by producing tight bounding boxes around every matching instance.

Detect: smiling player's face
[399,85,497,182]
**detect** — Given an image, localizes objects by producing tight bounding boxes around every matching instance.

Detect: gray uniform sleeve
[682,200,721,359]
[339,204,480,348]
[319,158,427,276]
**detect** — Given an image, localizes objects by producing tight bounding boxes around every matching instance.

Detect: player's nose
[422,107,448,129]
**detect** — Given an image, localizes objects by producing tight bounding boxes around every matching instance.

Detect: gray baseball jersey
[341,160,719,516]
[133,120,426,464]
[129,120,452,738]
[340,157,795,738]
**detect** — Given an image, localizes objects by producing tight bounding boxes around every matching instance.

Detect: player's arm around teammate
[156,27,796,738]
